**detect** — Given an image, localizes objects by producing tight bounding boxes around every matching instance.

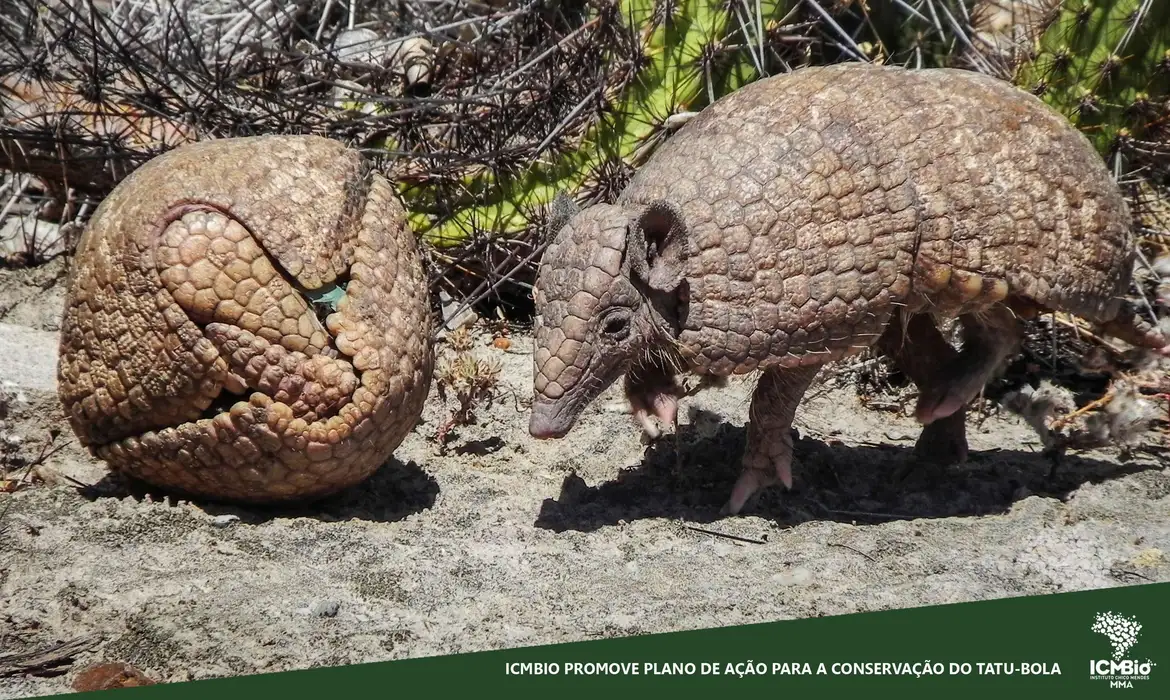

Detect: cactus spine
[1013,0,1170,157]
[396,1,796,248]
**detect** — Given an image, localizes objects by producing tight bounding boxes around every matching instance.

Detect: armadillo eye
[602,314,630,339]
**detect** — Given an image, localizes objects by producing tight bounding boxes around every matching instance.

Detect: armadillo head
[529,195,689,439]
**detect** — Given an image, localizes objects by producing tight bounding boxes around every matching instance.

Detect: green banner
[35,581,1168,698]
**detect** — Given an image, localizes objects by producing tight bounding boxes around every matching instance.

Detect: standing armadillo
[527,62,1170,515]
[57,135,434,503]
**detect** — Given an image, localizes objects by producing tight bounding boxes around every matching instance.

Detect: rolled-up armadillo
[527,62,1170,515]
[57,135,434,503]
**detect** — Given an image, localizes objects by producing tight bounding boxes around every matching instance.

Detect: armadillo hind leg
[722,364,821,516]
[876,312,969,466]
[915,304,1024,426]
[1094,306,1170,357]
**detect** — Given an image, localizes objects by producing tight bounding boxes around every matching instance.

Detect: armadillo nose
[528,413,569,440]
[528,401,573,439]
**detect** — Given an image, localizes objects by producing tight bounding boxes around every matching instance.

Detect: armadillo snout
[529,203,661,440]
[528,399,576,439]
[529,323,592,439]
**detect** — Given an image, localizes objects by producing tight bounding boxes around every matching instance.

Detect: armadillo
[57,135,434,503]
[526,62,1170,515]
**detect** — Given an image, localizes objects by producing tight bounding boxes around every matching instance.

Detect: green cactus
[391,1,797,249]
[856,0,967,68]
[1014,0,1170,157]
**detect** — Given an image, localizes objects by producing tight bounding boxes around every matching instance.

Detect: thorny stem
[801,0,867,62]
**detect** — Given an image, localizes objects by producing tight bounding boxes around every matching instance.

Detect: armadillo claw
[722,467,780,516]
[722,454,793,516]
[720,475,758,517]
[630,390,679,440]
[635,411,662,440]
[722,470,764,516]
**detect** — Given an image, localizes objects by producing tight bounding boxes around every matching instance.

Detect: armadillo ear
[629,200,687,292]
[547,191,580,239]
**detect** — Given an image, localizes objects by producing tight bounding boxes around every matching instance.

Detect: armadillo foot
[876,311,971,461]
[1095,308,1170,357]
[723,364,820,516]
[630,391,679,440]
[916,305,1023,424]
[624,354,683,439]
[894,410,968,484]
[912,409,969,465]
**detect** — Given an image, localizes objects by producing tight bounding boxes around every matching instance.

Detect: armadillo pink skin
[57,135,434,503]
[529,62,1169,515]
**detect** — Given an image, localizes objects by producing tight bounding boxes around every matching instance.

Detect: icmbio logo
[1088,612,1155,689]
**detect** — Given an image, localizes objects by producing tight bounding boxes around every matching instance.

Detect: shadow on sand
[78,456,440,525]
[533,407,1165,533]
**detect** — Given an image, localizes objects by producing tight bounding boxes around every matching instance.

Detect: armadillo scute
[57,135,434,503]
[527,62,1170,515]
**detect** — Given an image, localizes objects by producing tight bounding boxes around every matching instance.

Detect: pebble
[771,567,813,586]
[210,514,240,528]
[311,600,341,618]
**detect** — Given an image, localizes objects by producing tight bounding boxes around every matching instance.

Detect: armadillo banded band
[613,63,1134,377]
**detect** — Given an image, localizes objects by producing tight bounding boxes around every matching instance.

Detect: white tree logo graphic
[1092,612,1142,660]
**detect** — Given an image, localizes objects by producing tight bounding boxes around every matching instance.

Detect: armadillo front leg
[723,364,821,515]
[916,304,1024,425]
[623,353,683,439]
[877,312,968,465]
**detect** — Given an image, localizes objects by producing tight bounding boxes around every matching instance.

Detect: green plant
[1014,0,1170,158]
[391,1,799,249]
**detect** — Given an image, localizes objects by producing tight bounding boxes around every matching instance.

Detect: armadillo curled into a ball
[57,135,434,503]
[528,62,1170,516]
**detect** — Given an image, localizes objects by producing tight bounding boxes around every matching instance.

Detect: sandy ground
[1,259,1168,697]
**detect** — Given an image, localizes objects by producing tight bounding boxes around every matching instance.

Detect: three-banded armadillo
[57,135,433,503]
[527,62,1170,515]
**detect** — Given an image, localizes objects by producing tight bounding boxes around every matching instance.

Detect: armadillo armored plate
[57,135,434,503]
